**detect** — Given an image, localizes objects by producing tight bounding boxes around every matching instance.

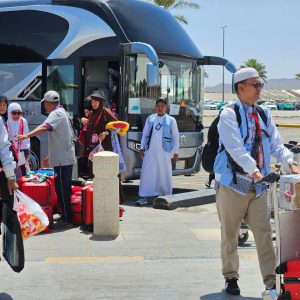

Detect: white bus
[0,0,236,179]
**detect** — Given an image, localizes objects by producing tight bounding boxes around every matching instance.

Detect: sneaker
[225,278,240,296]
[135,198,148,206]
[262,286,277,299]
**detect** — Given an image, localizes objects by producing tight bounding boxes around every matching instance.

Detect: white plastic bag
[14,190,49,239]
[88,143,104,161]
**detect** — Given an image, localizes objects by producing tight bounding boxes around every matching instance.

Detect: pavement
[0,182,266,300]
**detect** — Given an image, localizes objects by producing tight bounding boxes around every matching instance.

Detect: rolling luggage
[71,192,82,225]
[41,205,53,233]
[19,178,54,206]
[2,202,25,272]
[82,186,93,231]
[277,259,300,299]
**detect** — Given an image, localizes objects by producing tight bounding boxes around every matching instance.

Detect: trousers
[54,165,73,223]
[216,184,276,289]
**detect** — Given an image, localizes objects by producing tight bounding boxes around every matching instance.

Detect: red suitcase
[18,176,56,207]
[41,205,53,233]
[277,259,300,299]
[82,186,93,231]
[71,192,82,225]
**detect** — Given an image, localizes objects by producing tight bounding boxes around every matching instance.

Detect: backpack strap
[256,105,268,127]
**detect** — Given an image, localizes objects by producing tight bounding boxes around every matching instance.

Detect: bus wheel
[29,150,39,171]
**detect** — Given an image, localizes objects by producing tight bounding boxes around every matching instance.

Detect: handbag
[74,139,84,158]
[2,199,25,273]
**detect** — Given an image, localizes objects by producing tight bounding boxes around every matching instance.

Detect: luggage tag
[91,134,98,144]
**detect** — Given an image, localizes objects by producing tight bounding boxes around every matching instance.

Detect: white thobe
[139,114,179,197]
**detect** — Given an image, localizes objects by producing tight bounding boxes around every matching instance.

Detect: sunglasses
[11,111,22,115]
[245,82,264,89]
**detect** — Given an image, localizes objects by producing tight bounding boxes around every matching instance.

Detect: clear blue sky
[173,0,300,86]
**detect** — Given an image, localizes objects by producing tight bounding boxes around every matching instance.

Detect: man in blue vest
[214,67,300,295]
[136,98,179,206]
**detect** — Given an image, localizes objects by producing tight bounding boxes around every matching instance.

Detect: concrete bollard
[93,151,119,237]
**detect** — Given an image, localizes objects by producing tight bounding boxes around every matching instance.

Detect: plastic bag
[88,143,104,161]
[13,190,49,239]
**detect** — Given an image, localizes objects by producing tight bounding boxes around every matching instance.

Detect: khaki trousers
[216,184,276,288]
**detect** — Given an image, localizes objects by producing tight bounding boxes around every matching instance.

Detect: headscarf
[7,103,30,150]
[0,95,8,123]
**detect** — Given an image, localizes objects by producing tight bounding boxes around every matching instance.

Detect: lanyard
[92,110,104,133]
[6,118,24,152]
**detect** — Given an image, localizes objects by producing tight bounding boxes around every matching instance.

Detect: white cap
[233,67,260,84]
[41,90,60,103]
[87,89,108,102]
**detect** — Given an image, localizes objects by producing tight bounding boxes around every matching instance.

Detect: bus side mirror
[147,63,159,87]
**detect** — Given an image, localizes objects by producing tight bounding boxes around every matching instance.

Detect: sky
[172,0,300,86]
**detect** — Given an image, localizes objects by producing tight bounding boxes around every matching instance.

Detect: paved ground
[0,116,297,300]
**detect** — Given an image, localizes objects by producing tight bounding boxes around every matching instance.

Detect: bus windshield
[127,54,203,131]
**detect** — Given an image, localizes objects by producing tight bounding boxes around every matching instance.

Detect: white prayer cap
[233,67,260,84]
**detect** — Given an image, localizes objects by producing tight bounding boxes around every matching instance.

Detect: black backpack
[201,104,268,175]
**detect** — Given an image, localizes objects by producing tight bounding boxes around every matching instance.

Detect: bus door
[81,59,120,117]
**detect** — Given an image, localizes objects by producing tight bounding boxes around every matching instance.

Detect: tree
[240,58,267,82]
[152,0,200,24]
[295,73,300,80]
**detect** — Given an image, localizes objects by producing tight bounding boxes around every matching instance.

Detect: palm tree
[295,73,300,80]
[240,58,267,82]
[152,0,200,24]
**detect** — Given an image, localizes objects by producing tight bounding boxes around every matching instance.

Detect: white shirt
[218,100,294,176]
[0,117,16,178]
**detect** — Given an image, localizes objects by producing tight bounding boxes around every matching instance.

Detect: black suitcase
[2,201,25,273]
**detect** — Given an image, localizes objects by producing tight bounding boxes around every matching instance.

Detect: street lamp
[221,25,227,103]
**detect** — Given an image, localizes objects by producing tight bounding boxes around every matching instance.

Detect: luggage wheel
[238,230,249,246]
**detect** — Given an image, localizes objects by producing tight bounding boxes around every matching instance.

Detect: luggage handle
[255,172,280,185]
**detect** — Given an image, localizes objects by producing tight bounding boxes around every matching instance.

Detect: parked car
[263,101,277,110]
[277,102,294,110]
[203,100,217,110]
[216,102,226,110]
[295,102,300,110]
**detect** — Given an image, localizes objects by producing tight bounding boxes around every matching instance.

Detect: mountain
[205,78,300,93]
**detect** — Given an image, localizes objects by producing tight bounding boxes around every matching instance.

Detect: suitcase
[41,205,53,233]
[2,202,25,272]
[71,192,82,225]
[19,179,54,207]
[277,259,300,299]
[82,186,93,231]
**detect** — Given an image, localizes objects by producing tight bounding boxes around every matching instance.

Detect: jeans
[54,165,73,223]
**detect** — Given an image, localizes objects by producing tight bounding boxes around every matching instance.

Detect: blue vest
[214,100,271,186]
[145,114,173,153]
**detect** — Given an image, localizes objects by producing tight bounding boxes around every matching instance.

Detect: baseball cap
[233,67,260,84]
[41,90,60,103]
[87,89,108,102]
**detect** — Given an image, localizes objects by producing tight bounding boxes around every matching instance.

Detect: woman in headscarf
[7,103,30,177]
[0,95,8,123]
[81,89,116,178]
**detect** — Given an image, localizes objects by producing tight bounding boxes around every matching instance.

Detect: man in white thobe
[136,98,179,206]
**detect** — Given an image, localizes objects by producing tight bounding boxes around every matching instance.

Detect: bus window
[0,10,69,61]
[46,64,78,117]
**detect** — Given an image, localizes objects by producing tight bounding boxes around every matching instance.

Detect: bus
[0,0,236,179]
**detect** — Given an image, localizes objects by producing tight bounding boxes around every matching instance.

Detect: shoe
[262,286,277,299]
[205,181,211,188]
[56,219,73,228]
[135,198,148,206]
[225,278,240,296]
